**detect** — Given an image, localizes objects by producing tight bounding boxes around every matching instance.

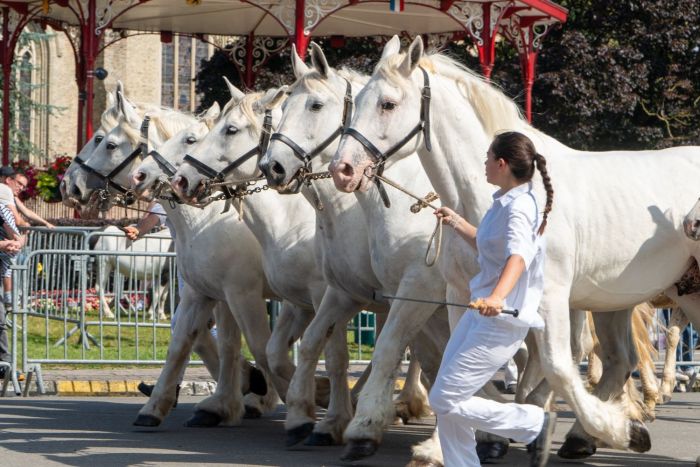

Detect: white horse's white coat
[330,36,700,452]
[90,225,173,321]
[258,44,451,461]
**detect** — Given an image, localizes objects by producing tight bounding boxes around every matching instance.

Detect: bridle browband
[268,78,354,190]
[341,66,432,208]
[182,109,273,199]
[73,116,151,203]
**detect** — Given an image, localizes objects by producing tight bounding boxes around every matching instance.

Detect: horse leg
[659,307,690,403]
[394,354,431,425]
[537,286,649,455]
[97,260,114,320]
[285,287,363,447]
[134,285,214,426]
[308,305,355,446]
[631,303,660,417]
[226,291,281,417]
[265,300,316,404]
[559,309,645,459]
[341,282,440,462]
[187,301,245,427]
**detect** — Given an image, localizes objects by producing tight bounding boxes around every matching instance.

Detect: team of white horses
[59,36,700,465]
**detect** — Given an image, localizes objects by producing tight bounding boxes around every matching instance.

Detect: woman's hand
[123,225,140,241]
[434,206,460,228]
[470,296,503,317]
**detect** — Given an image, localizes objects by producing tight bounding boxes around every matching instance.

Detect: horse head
[130,102,219,201]
[330,35,428,193]
[260,42,367,194]
[172,80,285,204]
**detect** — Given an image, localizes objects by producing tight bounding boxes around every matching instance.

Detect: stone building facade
[18,25,214,167]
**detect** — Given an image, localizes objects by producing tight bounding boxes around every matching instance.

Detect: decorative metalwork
[447,1,484,45]
[230,36,288,73]
[425,32,455,51]
[531,22,550,50]
[302,0,346,35]
[95,0,138,36]
[250,0,296,35]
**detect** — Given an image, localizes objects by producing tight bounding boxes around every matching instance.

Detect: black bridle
[73,116,151,204]
[268,78,354,191]
[341,67,432,208]
[182,109,273,199]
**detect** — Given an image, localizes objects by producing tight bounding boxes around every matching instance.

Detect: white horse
[89,225,172,321]
[330,35,700,457]
[257,44,456,463]
[63,92,283,427]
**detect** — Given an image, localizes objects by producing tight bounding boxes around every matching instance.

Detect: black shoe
[138,381,154,397]
[529,412,557,467]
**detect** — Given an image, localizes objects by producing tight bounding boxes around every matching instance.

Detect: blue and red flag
[390,0,405,12]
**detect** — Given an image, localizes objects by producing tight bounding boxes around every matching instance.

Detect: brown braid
[534,153,553,235]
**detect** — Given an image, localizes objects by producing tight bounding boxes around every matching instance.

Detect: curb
[41,376,406,397]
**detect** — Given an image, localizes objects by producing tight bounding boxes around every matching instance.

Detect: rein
[341,67,432,208]
[74,116,151,206]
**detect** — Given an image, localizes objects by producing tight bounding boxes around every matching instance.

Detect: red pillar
[476,2,496,80]
[294,0,310,60]
[1,8,12,166]
[521,49,537,122]
[84,0,98,142]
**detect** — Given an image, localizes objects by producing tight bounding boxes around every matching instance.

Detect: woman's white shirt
[469,182,546,329]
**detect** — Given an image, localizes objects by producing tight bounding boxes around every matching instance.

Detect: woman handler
[430,131,555,467]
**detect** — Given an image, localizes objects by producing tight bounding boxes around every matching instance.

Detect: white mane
[291,66,369,98]
[377,51,532,138]
[116,106,196,146]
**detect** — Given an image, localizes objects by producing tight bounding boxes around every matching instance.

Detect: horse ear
[260,86,288,111]
[202,101,220,124]
[290,44,310,79]
[223,76,246,103]
[380,35,402,62]
[106,91,115,109]
[399,35,424,77]
[117,90,141,128]
[309,42,330,79]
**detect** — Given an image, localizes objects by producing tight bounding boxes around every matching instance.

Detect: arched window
[161,35,212,111]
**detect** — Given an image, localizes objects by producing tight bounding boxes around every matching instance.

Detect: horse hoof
[244,405,262,419]
[476,441,508,461]
[286,422,315,447]
[185,409,222,427]
[340,439,379,462]
[557,436,596,459]
[661,393,672,404]
[628,420,651,453]
[304,431,336,446]
[133,414,161,427]
[248,366,267,396]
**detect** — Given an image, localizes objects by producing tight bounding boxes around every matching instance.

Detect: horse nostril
[271,161,285,176]
[72,185,82,198]
[339,162,354,178]
[173,176,188,193]
[135,172,146,182]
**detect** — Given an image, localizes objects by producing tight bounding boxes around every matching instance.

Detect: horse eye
[226,125,239,135]
[186,136,197,144]
[95,135,104,144]
[310,102,324,112]
[106,142,117,150]
[381,101,396,111]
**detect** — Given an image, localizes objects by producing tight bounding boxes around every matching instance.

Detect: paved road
[1,393,699,466]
